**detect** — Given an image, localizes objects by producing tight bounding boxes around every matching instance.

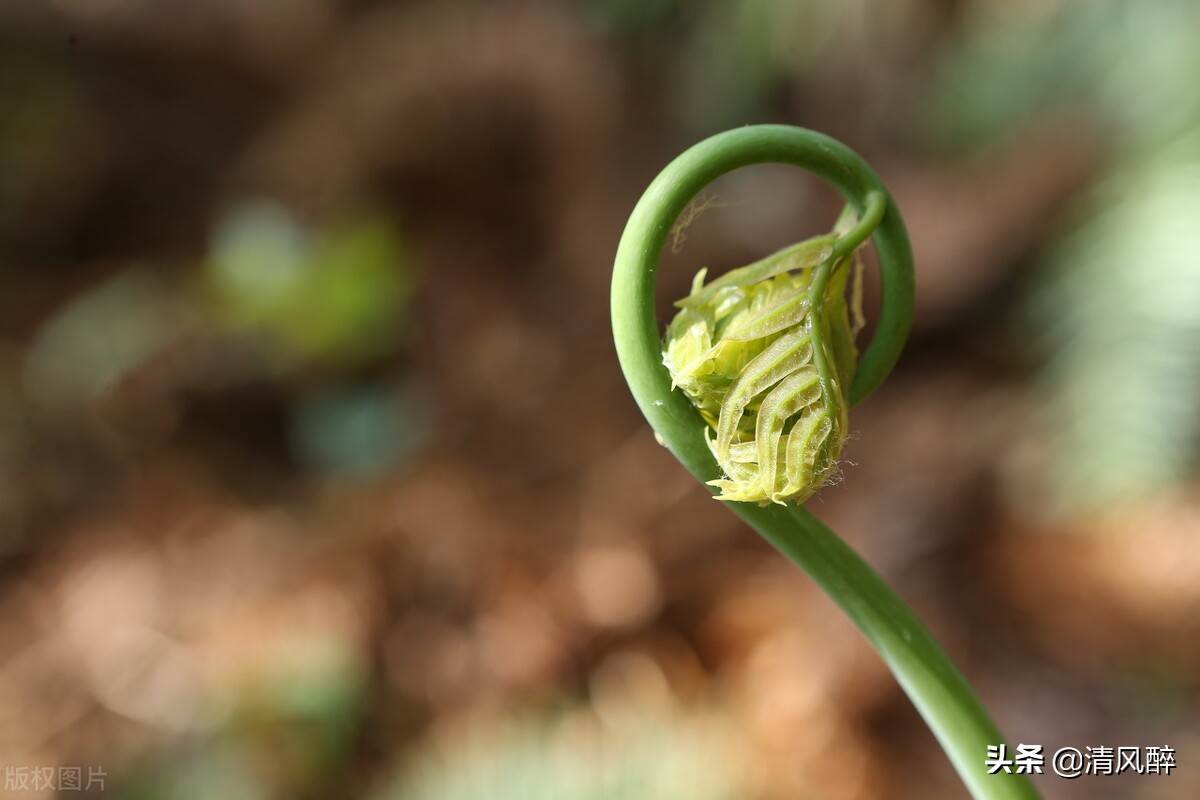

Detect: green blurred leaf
[206,201,415,368]
[1031,136,1200,510]
[382,710,738,800]
[290,378,429,478]
[923,0,1200,153]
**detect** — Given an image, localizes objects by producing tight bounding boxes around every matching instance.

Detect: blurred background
[2,1,1199,798]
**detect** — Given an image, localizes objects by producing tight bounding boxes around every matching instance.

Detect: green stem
[808,190,885,424]
[611,125,1038,800]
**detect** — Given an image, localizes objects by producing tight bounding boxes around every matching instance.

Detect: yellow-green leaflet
[662,223,865,505]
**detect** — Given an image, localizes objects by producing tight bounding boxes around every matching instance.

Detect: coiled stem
[611,125,1038,800]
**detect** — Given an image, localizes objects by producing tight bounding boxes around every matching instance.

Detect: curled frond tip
[662,214,868,505]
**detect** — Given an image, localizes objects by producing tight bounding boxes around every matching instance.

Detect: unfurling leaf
[662,221,864,505]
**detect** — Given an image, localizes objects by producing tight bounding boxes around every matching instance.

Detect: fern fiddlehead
[611,125,1038,800]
